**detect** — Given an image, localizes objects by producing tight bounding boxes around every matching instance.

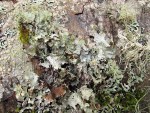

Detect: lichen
[0,0,150,113]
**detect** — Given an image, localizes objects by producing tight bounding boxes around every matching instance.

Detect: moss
[115,89,146,112]
[15,107,20,113]
[96,89,146,112]
[96,92,111,106]
[18,22,30,45]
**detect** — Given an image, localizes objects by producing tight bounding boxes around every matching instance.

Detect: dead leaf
[44,85,66,103]
[51,85,66,98]
[44,93,54,103]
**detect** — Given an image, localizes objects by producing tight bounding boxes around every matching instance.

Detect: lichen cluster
[0,0,150,113]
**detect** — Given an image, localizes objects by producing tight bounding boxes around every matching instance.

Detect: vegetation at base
[96,89,146,113]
